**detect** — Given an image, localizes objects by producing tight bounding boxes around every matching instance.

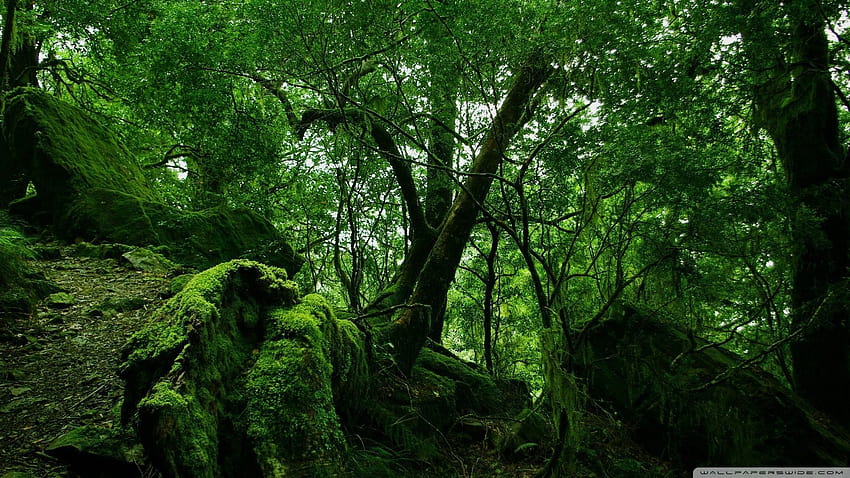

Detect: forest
[2,0,850,477]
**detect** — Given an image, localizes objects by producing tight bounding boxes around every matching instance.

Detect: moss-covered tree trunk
[422,21,461,342]
[0,0,39,94]
[0,0,38,203]
[119,261,368,477]
[387,57,553,375]
[0,0,18,93]
[744,1,850,427]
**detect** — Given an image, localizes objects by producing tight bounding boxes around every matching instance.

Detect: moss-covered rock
[494,408,551,458]
[417,345,503,414]
[1,88,156,212]
[344,343,530,463]
[45,425,144,476]
[121,247,177,275]
[92,296,147,314]
[573,308,850,469]
[72,241,134,260]
[1,89,302,274]
[45,291,75,309]
[120,261,368,477]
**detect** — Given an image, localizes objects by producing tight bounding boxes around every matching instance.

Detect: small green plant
[0,225,35,287]
[612,457,647,474]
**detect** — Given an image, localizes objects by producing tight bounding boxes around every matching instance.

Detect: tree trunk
[4,0,39,90]
[483,221,499,374]
[423,71,458,341]
[386,57,553,375]
[0,0,17,93]
[746,2,850,427]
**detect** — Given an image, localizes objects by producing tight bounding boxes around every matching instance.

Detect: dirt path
[0,243,169,477]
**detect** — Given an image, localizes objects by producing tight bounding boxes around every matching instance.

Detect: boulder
[572,308,850,470]
[1,88,302,274]
[121,247,177,275]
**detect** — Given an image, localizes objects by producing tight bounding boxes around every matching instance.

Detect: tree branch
[296,108,432,239]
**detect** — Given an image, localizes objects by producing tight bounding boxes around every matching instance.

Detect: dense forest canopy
[4,0,850,475]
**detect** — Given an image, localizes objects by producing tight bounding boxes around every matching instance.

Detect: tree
[740,0,850,426]
[12,0,850,474]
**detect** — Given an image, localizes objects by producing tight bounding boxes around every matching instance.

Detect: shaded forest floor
[0,238,669,478]
[0,241,168,477]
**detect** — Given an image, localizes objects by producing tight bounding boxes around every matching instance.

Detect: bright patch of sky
[826,11,850,43]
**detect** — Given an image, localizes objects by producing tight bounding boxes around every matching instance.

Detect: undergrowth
[0,215,35,287]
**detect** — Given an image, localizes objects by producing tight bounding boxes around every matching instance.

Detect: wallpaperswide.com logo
[694,468,850,476]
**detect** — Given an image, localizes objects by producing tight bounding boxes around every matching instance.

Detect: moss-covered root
[119,260,299,477]
[250,296,368,477]
[121,262,368,477]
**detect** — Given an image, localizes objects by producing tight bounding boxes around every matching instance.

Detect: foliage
[0,219,34,288]
[0,213,38,317]
[9,0,850,472]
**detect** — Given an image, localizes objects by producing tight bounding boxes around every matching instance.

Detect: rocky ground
[0,242,169,477]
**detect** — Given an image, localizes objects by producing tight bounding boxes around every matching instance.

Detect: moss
[45,424,144,475]
[332,319,369,400]
[138,382,219,478]
[65,187,303,273]
[120,261,369,477]
[2,87,156,207]
[0,222,35,287]
[573,310,850,468]
[121,247,177,275]
[120,261,297,420]
[72,241,133,260]
[45,291,75,309]
[495,407,552,457]
[0,221,39,317]
[247,308,344,477]
[409,366,457,431]
[416,347,502,414]
[169,274,195,296]
[243,297,370,476]
[3,89,303,274]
